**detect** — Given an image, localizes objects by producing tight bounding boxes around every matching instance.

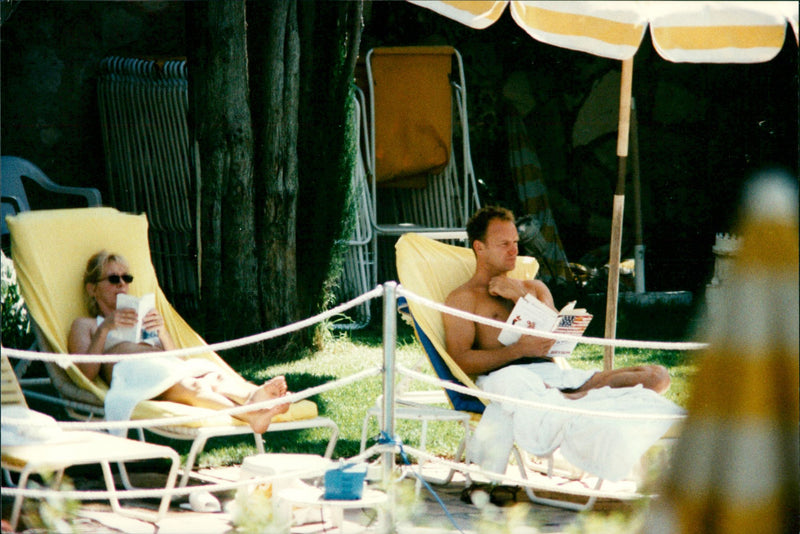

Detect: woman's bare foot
[244,376,291,434]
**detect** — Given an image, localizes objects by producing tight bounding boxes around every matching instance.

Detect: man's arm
[443,289,554,376]
[490,277,556,311]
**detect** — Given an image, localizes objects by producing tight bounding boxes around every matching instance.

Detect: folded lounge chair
[2,352,180,530]
[5,207,339,487]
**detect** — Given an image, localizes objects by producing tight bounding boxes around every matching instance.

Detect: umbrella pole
[603,57,633,371]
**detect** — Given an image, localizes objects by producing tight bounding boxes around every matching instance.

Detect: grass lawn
[154,299,703,470]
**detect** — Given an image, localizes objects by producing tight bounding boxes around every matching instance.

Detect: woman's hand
[143,309,176,351]
[103,307,138,332]
[141,309,166,335]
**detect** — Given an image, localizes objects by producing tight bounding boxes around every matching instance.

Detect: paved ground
[3,459,643,533]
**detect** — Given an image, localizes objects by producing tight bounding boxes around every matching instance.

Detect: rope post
[381,281,397,532]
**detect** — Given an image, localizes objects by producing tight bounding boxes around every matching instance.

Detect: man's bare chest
[473,297,514,349]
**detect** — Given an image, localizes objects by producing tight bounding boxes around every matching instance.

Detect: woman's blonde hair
[83,250,129,317]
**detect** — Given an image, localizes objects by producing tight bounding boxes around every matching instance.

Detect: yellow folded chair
[6,207,339,487]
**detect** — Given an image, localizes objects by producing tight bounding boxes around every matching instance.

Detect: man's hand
[514,334,556,358]
[488,276,527,302]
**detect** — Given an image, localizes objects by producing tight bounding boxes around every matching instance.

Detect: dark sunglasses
[101,274,134,284]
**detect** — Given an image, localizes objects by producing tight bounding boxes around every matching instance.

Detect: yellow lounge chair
[395,232,612,510]
[6,207,339,487]
[2,352,180,530]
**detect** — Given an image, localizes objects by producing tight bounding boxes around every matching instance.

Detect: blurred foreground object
[644,171,799,534]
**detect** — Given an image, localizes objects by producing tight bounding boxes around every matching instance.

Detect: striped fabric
[648,2,795,63]
[644,173,799,534]
[407,0,508,30]
[506,112,574,284]
[510,1,647,60]
[409,1,798,63]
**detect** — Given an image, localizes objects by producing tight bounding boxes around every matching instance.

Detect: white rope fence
[2,281,702,516]
[397,365,686,421]
[0,443,388,503]
[1,286,384,364]
[397,286,709,351]
[1,288,385,430]
[1,367,382,431]
[1,444,386,503]
[1,463,334,502]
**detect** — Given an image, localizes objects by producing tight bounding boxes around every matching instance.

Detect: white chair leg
[513,447,602,511]
[322,420,340,459]
[9,468,33,532]
[414,420,429,496]
[359,412,373,454]
[101,461,123,515]
[180,434,210,487]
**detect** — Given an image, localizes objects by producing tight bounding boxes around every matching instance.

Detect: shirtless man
[443,206,670,398]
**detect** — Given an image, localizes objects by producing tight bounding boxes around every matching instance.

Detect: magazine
[497,295,592,357]
[115,293,157,344]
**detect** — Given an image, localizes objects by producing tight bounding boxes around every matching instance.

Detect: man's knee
[646,365,670,393]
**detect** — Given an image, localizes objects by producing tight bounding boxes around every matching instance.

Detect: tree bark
[249,1,300,342]
[187,0,261,354]
[296,1,363,340]
[186,0,363,359]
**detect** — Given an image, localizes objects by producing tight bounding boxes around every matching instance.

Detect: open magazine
[498,295,592,357]
[115,293,157,344]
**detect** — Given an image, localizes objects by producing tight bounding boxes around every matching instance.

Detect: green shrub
[1,250,35,349]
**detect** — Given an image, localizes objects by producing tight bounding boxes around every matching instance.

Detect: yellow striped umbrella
[644,173,799,534]
[407,1,798,367]
[408,2,798,62]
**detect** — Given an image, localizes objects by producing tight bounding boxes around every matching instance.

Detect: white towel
[104,356,222,434]
[1,405,65,445]
[469,364,684,481]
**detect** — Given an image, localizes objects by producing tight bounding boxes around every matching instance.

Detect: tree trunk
[296,1,363,342]
[186,0,261,356]
[186,0,363,359]
[248,1,300,345]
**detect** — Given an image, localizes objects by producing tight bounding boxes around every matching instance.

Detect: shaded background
[2,1,797,305]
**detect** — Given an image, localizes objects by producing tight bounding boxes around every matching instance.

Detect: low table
[240,453,333,525]
[278,486,388,532]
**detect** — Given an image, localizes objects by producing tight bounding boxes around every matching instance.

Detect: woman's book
[498,295,592,357]
[115,293,156,343]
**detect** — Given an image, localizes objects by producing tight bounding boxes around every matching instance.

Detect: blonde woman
[69,250,288,433]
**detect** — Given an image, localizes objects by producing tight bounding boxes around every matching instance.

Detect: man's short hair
[466,206,515,248]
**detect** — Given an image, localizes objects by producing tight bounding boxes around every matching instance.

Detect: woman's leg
[157,373,290,433]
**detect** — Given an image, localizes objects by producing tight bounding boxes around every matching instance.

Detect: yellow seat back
[6,208,233,418]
